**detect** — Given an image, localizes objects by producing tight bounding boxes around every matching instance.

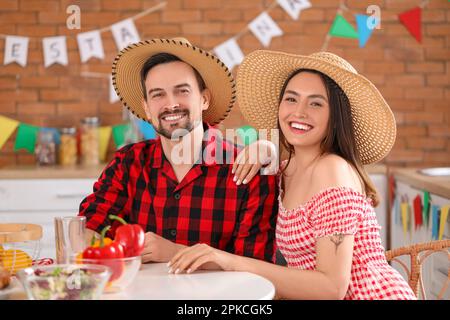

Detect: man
[78,38,278,263]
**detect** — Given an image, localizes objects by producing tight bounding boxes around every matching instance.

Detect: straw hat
[236,50,396,164]
[112,38,236,125]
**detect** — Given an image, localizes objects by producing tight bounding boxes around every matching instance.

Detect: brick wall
[0,0,449,167]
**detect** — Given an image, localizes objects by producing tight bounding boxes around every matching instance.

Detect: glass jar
[80,117,100,166]
[35,130,56,166]
[59,127,78,166]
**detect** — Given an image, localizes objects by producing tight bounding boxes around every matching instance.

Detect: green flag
[112,124,131,148]
[236,125,258,146]
[14,123,39,153]
[329,14,359,39]
[423,191,430,227]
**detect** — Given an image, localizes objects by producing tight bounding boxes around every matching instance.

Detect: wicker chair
[385,239,450,299]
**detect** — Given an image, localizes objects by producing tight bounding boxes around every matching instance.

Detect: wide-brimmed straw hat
[236,50,396,164]
[112,38,236,125]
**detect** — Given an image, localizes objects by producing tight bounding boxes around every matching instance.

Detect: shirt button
[174,193,180,200]
[170,229,177,237]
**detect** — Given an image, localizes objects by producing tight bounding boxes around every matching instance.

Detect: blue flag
[138,120,156,140]
[356,14,379,48]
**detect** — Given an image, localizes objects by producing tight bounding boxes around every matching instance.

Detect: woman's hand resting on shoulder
[232,140,278,185]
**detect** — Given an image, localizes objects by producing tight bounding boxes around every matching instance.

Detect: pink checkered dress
[276,170,416,300]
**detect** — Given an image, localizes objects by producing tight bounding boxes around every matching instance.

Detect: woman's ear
[201,88,211,111]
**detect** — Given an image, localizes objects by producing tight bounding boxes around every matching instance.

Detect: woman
[168,51,416,300]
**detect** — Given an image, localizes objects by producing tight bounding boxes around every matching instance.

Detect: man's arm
[231,173,278,262]
[78,147,131,239]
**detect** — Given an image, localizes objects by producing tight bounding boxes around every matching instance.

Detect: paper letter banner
[111,19,140,51]
[109,76,120,103]
[356,14,378,48]
[423,191,430,227]
[213,38,244,71]
[99,126,112,162]
[248,12,283,47]
[438,205,449,241]
[43,36,68,68]
[431,205,440,240]
[399,7,422,43]
[277,0,311,20]
[413,194,423,229]
[0,116,19,150]
[77,30,105,63]
[329,15,359,39]
[4,36,29,67]
[14,123,39,154]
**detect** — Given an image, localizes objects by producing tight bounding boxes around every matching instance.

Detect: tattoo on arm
[329,233,345,254]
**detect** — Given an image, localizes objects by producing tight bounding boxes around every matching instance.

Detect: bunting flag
[236,125,258,146]
[14,123,39,153]
[99,126,112,162]
[109,76,120,103]
[43,36,68,68]
[111,19,140,51]
[413,194,423,229]
[400,200,409,239]
[112,123,131,148]
[329,14,359,39]
[423,191,430,227]
[277,0,311,20]
[77,30,105,63]
[431,205,440,240]
[356,14,379,48]
[248,12,283,47]
[213,38,244,71]
[398,7,422,43]
[138,120,157,140]
[0,116,19,150]
[4,36,29,67]
[438,205,449,240]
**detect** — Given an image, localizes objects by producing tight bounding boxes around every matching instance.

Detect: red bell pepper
[109,215,145,257]
[82,225,124,281]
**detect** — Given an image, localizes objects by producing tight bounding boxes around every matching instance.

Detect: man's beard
[156,109,194,140]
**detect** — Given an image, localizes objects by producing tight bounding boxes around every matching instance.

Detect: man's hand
[141,232,186,263]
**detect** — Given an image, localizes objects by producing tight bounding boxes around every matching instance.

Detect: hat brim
[112,39,236,125]
[236,50,396,165]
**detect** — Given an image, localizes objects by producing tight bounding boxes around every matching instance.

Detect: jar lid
[60,127,76,134]
[81,117,99,125]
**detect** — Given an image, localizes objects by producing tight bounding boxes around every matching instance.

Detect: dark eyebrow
[148,88,163,95]
[148,83,192,96]
[285,90,328,102]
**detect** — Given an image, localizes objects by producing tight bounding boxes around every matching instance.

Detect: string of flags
[391,179,449,241]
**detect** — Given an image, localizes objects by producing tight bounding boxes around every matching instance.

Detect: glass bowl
[71,256,141,293]
[16,264,111,300]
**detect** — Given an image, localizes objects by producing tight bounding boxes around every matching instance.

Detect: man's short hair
[140,53,207,99]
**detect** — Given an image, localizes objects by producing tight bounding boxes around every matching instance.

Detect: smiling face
[142,60,210,139]
[278,71,330,149]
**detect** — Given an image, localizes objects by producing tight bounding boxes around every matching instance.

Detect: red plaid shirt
[78,124,278,262]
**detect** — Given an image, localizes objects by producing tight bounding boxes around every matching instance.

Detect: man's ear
[201,88,211,111]
[142,99,152,122]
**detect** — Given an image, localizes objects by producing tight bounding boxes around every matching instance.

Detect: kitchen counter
[390,167,450,199]
[0,165,105,179]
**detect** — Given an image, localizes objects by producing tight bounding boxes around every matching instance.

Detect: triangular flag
[14,123,39,153]
[99,126,112,162]
[329,14,359,39]
[413,194,423,229]
[356,14,378,47]
[431,205,440,240]
[438,206,449,240]
[0,115,19,150]
[138,120,156,140]
[398,7,422,43]
[423,191,430,226]
[112,124,131,148]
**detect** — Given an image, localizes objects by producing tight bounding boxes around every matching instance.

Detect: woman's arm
[168,233,354,300]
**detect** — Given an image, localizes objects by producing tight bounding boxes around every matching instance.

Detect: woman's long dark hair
[278,69,379,206]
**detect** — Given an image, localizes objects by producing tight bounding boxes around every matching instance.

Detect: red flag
[399,7,422,43]
[413,194,423,229]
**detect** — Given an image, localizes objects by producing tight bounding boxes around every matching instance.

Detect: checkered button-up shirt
[78,124,278,262]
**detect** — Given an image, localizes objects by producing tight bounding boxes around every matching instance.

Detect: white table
[102,263,275,300]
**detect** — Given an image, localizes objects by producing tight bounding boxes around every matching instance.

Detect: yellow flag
[0,115,19,150]
[438,205,449,240]
[99,126,112,162]
[401,202,409,237]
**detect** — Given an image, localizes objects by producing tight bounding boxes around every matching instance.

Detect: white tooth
[165,114,183,121]
[291,123,311,130]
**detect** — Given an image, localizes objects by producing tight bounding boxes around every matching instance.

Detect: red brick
[406,137,447,151]
[183,0,221,9]
[0,77,17,90]
[404,112,445,124]
[20,76,59,88]
[406,62,445,73]
[182,23,222,35]
[162,10,202,23]
[0,90,38,102]
[0,0,18,10]
[17,102,57,115]
[204,9,242,22]
[19,0,60,12]
[404,88,444,100]
[101,0,142,10]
